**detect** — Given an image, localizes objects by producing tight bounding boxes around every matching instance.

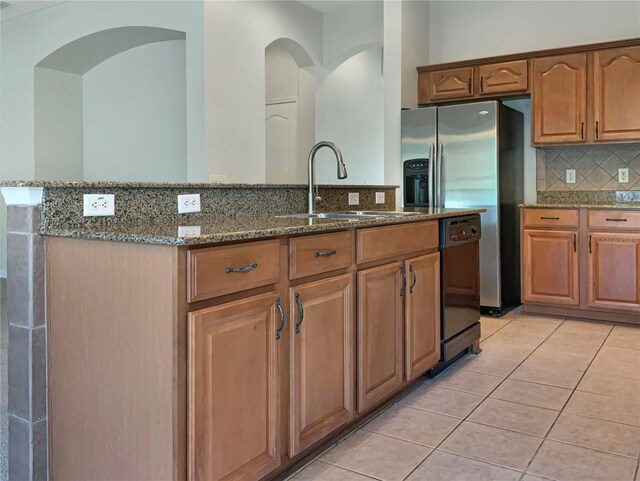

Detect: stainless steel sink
[274,212,381,220]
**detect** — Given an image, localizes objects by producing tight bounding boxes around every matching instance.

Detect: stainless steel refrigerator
[401,100,524,314]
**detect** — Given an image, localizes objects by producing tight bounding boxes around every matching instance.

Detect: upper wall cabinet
[532,53,587,145]
[423,67,474,102]
[592,46,640,142]
[478,60,528,96]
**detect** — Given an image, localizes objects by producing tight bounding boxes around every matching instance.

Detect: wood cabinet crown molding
[417,37,640,73]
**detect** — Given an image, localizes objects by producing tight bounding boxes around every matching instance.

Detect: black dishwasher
[429,214,482,375]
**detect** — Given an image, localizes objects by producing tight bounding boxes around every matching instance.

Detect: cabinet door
[522,229,579,305]
[188,292,281,481]
[427,67,474,102]
[532,54,587,144]
[593,46,640,142]
[588,233,640,312]
[478,60,528,96]
[289,274,355,456]
[357,262,404,412]
[405,253,441,381]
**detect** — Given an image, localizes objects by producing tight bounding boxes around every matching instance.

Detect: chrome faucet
[307,141,348,214]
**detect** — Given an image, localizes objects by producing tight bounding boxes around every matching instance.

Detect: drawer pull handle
[225,262,258,273]
[314,249,337,257]
[294,293,304,334]
[400,267,407,297]
[606,218,627,222]
[275,297,285,340]
[409,264,417,294]
[540,216,560,220]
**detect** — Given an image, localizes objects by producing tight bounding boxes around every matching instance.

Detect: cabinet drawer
[357,221,438,264]
[289,231,353,280]
[187,239,281,302]
[523,208,579,228]
[588,210,640,230]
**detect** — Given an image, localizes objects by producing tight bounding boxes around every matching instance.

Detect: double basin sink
[275,211,423,220]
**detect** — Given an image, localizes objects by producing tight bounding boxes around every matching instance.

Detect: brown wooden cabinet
[357,262,404,412]
[424,67,474,102]
[289,274,355,456]
[522,229,579,306]
[188,292,281,481]
[532,53,587,144]
[593,46,640,142]
[404,253,441,381]
[588,232,640,312]
[478,60,528,96]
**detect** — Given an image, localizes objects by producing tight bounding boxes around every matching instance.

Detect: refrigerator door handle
[428,143,435,208]
[437,143,443,208]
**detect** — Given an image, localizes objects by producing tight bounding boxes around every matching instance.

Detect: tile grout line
[400,315,567,481]
[518,320,617,481]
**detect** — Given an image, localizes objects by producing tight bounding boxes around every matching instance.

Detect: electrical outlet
[619,168,630,183]
[348,192,360,206]
[209,175,227,184]
[375,192,385,204]
[566,169,576,184]
[177,194,201,214]
[83,194,115,217]
[178,226,202,238]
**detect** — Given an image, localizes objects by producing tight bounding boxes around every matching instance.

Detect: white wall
[401,1,430,108]
[204,1,323,183]
[83,40,187,182]
[0,0,204,182]
[34,67,84,180]
[316,48,385,185]
[427,1,640,64]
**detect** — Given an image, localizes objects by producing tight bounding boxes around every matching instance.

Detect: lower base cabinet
[289,274,356,456]
[188,292,281,481]
[405,253,441,381]
[588,232,640,312]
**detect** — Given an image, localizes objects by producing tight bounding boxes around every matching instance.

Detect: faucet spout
[307,141,348,214]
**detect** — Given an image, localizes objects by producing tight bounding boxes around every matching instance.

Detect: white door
[266,101,299,184]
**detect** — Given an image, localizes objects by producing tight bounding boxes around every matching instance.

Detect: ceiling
[0,0,65,22]
[299,0,374,14]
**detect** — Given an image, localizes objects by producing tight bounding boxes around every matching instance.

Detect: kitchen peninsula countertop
[42,208,485,246]
[520,203,640,210]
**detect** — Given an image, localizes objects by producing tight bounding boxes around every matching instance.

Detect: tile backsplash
[537,144,640,191]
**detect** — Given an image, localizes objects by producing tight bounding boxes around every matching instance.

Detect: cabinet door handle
[314,249,337,257]
[573,234,577,252]
[480,76,484,93]
[540,216,560,220]
[595,121,599,139]
[400,267,407,297]
[589,235,592,254]
[225,262,258,273]
[606,218,627,222]
[294,293,304,334]
[275,297,285,340]
[468,78,472,93]
[409,264,417,294]
[581,122,585,140]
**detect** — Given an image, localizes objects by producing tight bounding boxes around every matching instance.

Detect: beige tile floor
[288,310,640,481]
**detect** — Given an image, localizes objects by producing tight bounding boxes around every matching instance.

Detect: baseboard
[523,304,640,325]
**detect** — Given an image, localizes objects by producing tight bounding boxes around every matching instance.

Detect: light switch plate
[375,192,385,204]
[348,192,360,206]
[178,194,201,214]
[178,226,201,237]
[566,169,576,184]
[619,168,630,183]
[83,194,115,216]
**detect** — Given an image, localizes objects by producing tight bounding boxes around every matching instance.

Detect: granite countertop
[0,180,399,190]
[521,203,640,210]
[42,208,485,246]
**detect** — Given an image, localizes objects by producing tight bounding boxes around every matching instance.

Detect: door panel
[405,253,441,381]
[532,53,587,144]
[588,233,640,312]
[427,67,474,101]
[188,293,280,481]
[357,263,404,412]
[289,274,355,456]
[478,60,528,95]
[593,46,640,142]
[266,101,299,183]
[522,229,579,306]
